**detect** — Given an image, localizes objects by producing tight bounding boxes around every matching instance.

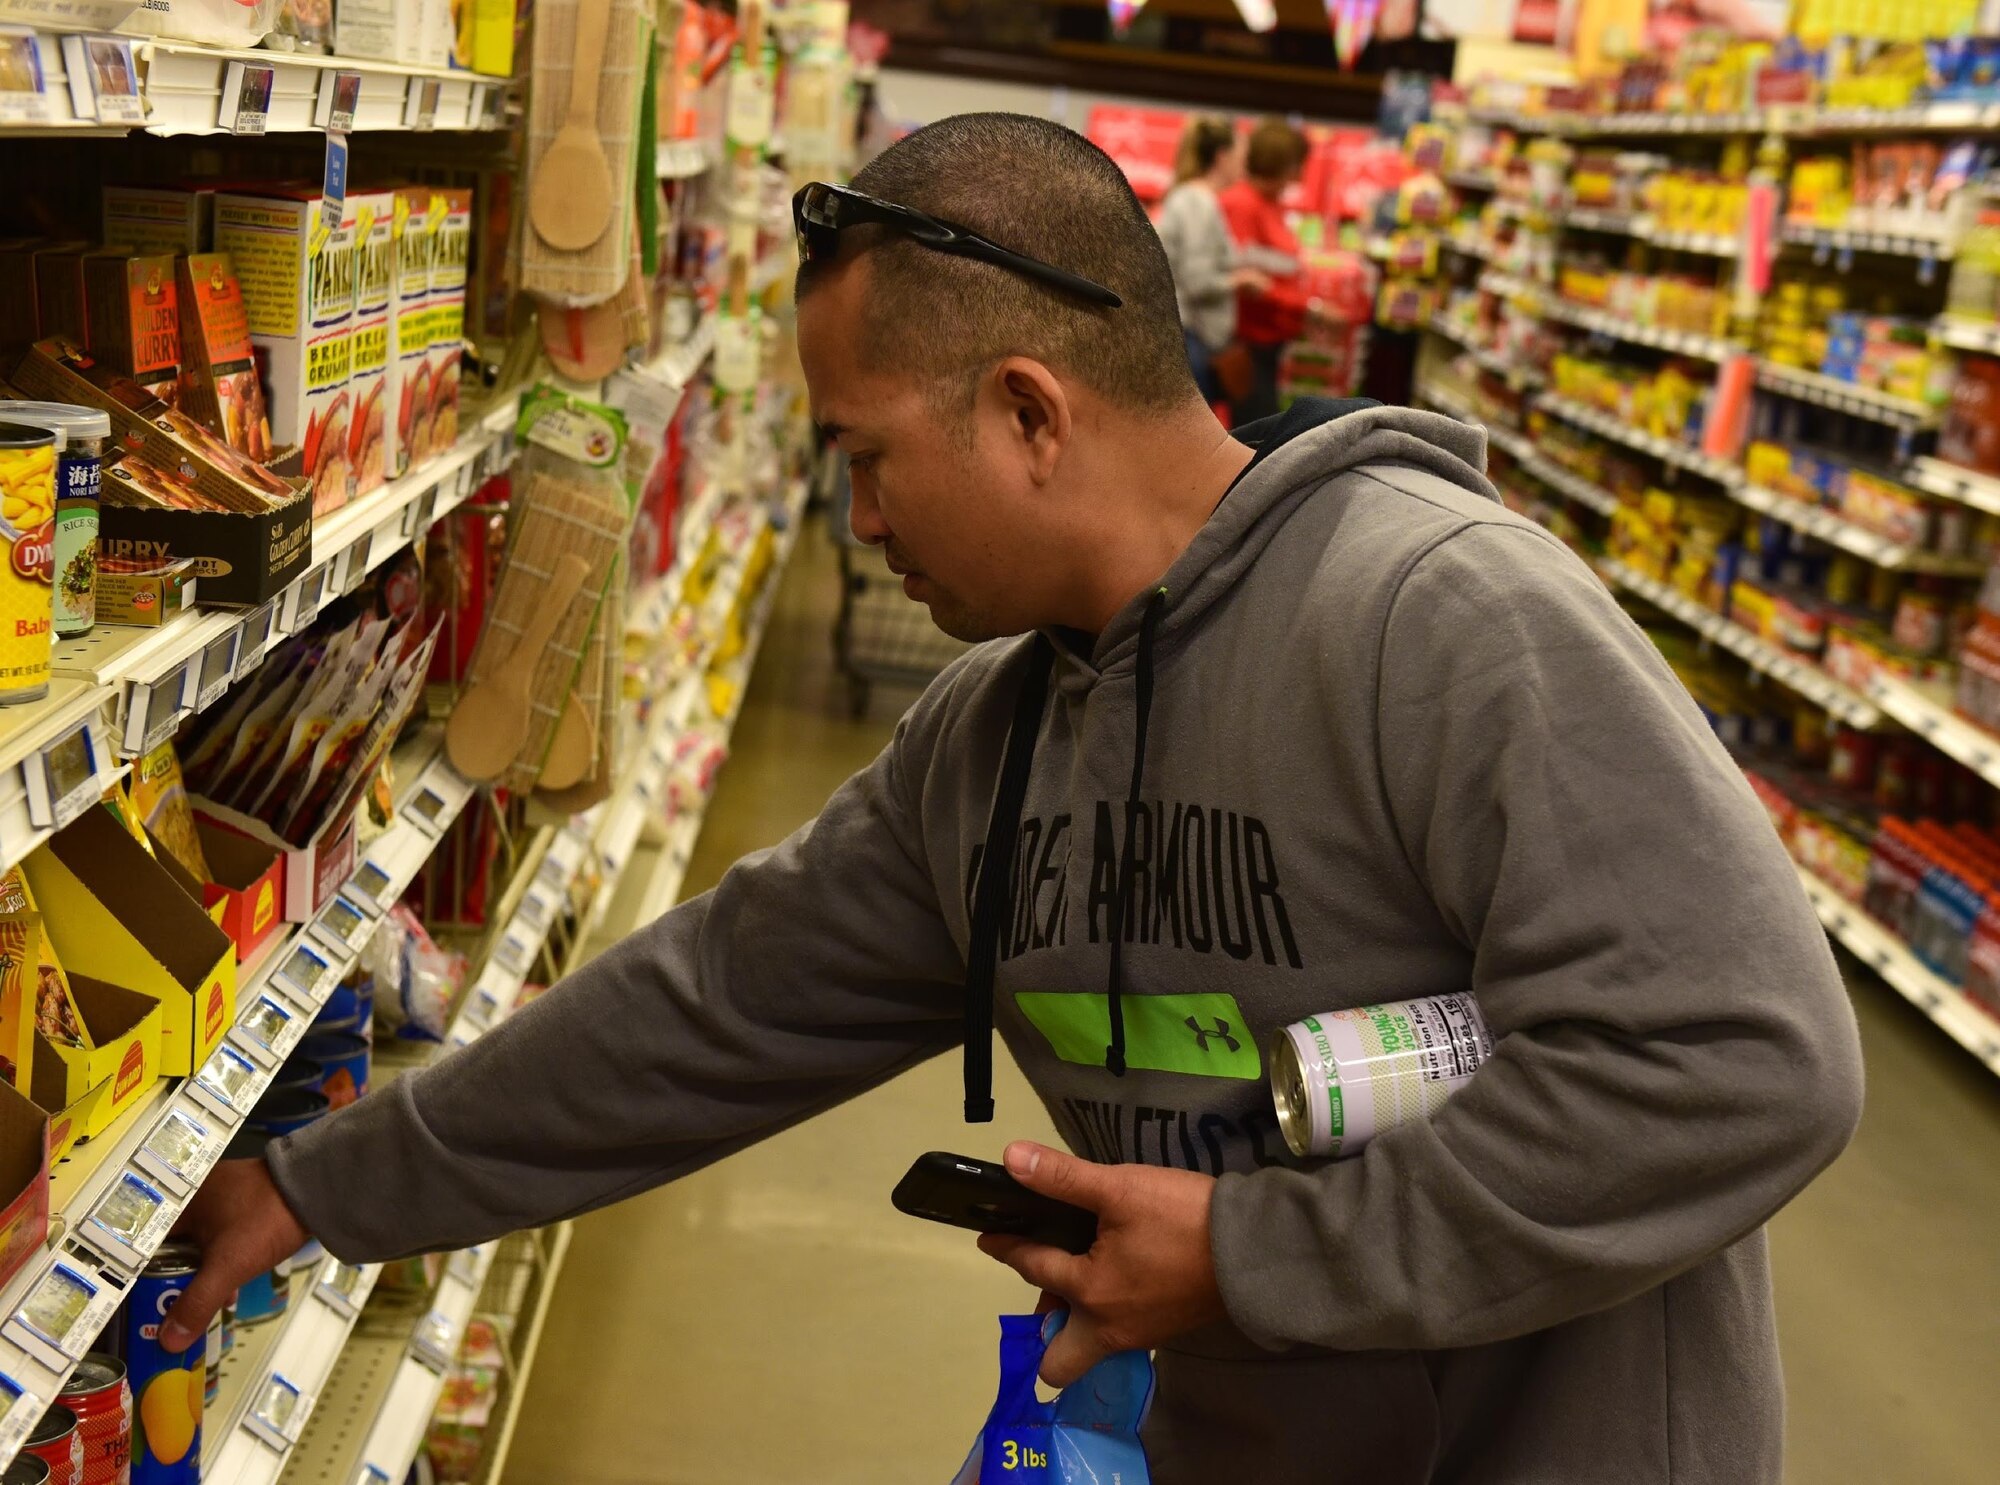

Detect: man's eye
[849,454,879,475]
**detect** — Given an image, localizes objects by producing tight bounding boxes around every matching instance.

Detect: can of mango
[0,421,58,705]
[1270,995,1495,1160]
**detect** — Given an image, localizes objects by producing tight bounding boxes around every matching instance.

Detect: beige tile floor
[504,520,2000,1485]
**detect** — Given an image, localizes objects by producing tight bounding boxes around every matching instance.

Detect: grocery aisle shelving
[237,477,809,1485]
[1415,378,1617,517]
[1794,867,2000,1076]
[1906,456,2000,517]
[1752,360,1942,431]
[1730,484,1988,574]
[1780,221,1956,260]
[1933,318,2000,357]
[1532,393,1744,485]
[1,29,510,136]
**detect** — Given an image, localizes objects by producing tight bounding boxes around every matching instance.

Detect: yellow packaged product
[130,741,211,885]
[0,868,85,1081]
[0,421,56,706]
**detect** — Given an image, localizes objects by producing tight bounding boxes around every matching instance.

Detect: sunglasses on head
[792,182,1123,310]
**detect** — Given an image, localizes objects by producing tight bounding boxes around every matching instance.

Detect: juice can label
[1271,995,1494,1160]
[0,438,56,700]
[126,1258,203,1485]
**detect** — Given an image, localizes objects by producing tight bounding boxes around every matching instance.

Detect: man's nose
[847,477,888,546]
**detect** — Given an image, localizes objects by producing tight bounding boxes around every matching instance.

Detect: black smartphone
[892,1151,1099,1255]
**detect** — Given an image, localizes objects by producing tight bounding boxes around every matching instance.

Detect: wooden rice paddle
[537,691,599,789]
[530,0,617,253]
[446,553,591,781]
[541,299,627,379]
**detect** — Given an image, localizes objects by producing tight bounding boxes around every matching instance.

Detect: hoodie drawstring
[964,636,1056,1123]
[1106,588,1167,1078]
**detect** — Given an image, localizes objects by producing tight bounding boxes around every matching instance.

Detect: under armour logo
[1185,1016,1240,1053]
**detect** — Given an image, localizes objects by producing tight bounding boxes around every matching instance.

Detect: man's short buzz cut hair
[797,112,1199,415]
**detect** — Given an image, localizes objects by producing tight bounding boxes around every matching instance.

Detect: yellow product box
[32,977,161,1143]
[22,808,235,1079]
[1730,581,1777,639]
[345,191,398,498]
[392,188,435,472]
[425,187,472,457]
[473,0,516,76]
[213,189,357,516]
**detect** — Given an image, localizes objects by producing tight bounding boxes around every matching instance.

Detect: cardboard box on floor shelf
[177,253,275,463]
[84,251,181,406]
[8,339,311,606]
[346,192,398,498]
[22,807,236,1080]
[194,798,358,925]
[195,820,285,962]
[0,1079,49,1294]
[212,189,357,516]
[103,186,216,259]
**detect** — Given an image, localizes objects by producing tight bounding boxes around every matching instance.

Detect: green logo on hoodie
[1015,992,1263,1079]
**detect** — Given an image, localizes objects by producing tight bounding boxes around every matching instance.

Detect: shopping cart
[828,457,971,718]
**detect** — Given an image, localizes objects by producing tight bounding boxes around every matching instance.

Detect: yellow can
[0,420,59,705]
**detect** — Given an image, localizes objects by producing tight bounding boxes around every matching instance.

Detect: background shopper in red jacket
[1220,118,1311,423]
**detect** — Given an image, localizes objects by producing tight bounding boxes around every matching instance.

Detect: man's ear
[991,357,1071,485]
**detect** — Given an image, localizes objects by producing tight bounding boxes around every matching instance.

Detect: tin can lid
[60,1354,127,1395]
[25,1404,76,1446]
[144,1241,202,1277]
[298,1031,369,1057]
[0,420,60,451]
[3,402,111,441]
[3,1453,50,1485]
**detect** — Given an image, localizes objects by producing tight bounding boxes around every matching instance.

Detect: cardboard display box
[34,975,162,1145]
[103,185,216,259]
[197,799,358,924]
[23,808,236,1079]
[83,251,180,405]
[0,1078,49,1294]
[10,339,311,605]
[196,820,285,961]
[94,558,197,627]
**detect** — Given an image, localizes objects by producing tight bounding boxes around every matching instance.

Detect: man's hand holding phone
[975,1141,1226,1388]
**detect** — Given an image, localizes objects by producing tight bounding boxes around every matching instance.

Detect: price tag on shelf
[274,941,338,1010]
[0,29,53,125]
[410,1309,458,1372]
[349,860,396,910]
[131,672,187,755]
[312,893,378,956]
[317,69,363,135]
[234,994,300,1065]
[0,1375,41,1470]
[474,83,502,130]
[9,1263,121,1366]
[282,564,331,632]
[445,1247,485,1288]
[221,61,275,136]
[404,77,440,131]
[191,1044,262,1121]
[193,628,242,712]
[81,1171,177,1274]
[492,931,533,976]
[240,601,279,663]
[137,1108,221,1198]
[316,1262,369,1319]
[406,784,451,835]
[460,987,498,1029]
[27,719,102,831]
[355,1464,392,1485]
[60,35,144,125]
[246,1374,313,1450]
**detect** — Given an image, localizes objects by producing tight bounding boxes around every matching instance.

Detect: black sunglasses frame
[792,182,1123,311]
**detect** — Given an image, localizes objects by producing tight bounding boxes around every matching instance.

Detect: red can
[59,1355,133,1485]
[24,1403,83,1485]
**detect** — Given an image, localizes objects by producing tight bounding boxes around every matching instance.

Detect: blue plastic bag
[949,1313,1153,1485]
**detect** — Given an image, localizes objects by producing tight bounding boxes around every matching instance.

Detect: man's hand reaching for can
[976,1141,1225,1388]
[157,1158,311,1353]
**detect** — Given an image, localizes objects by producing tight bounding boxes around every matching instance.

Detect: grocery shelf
[1753,360,1943,431]
[1551,208,1740,257]
[1414,379,1615,516]
[1445,170,1499,193]
[0,30,509,135]
[656,138,712,179]
[49,399,518,771]
[1933,318,2000,357]
[1904,456,2000,517]
[1861,671,2000,794]
[1794,865,2000,1078]
[1536,296,1747,363]
[0,678,124,885]
[0,741,477,1473]
[1560,206,1639,235]
[1424,319,1546,389]
[1781,221,1956,260]
[1465,102,2000,138]
[1596,558,1886,729]
[1532,393,1744,485]
[1730,484,1987,574]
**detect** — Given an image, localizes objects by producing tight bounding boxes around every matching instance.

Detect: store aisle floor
[505,521,2000,1485]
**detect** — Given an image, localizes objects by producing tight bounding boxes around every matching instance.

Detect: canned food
[271,1055,323,1095]
[1270,996,1494,1160]
[5,403,108,638]
[313,972,372,1035]
[0,421,59,705]
[203,1312,221,1408]
[246,1086,328,1138]
[5,1454,51,1485]
[297,1031,369,1108]
[231,1264,292,1328]
[59,1354,132,1485]
[25,1403,82,1485]
[125,1245,203,1485]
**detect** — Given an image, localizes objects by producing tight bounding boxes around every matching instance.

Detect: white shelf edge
[1532,393,1743,485]
[1754,360,1943,431]
[1906,456,2000,517]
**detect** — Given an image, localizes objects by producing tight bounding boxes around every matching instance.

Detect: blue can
[270,1055,324,1095]
[246,1087,328,1139]
[297,1032,369,1109]
[126,1244,203,1485]
[314,973,374,1035]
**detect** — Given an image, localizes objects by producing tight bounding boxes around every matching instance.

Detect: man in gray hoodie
[165,114,1864,1482]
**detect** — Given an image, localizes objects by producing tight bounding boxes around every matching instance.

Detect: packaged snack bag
[949,1314,1152,1485]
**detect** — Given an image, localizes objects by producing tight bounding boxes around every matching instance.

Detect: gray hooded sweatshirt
[270,401,1866,1483]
